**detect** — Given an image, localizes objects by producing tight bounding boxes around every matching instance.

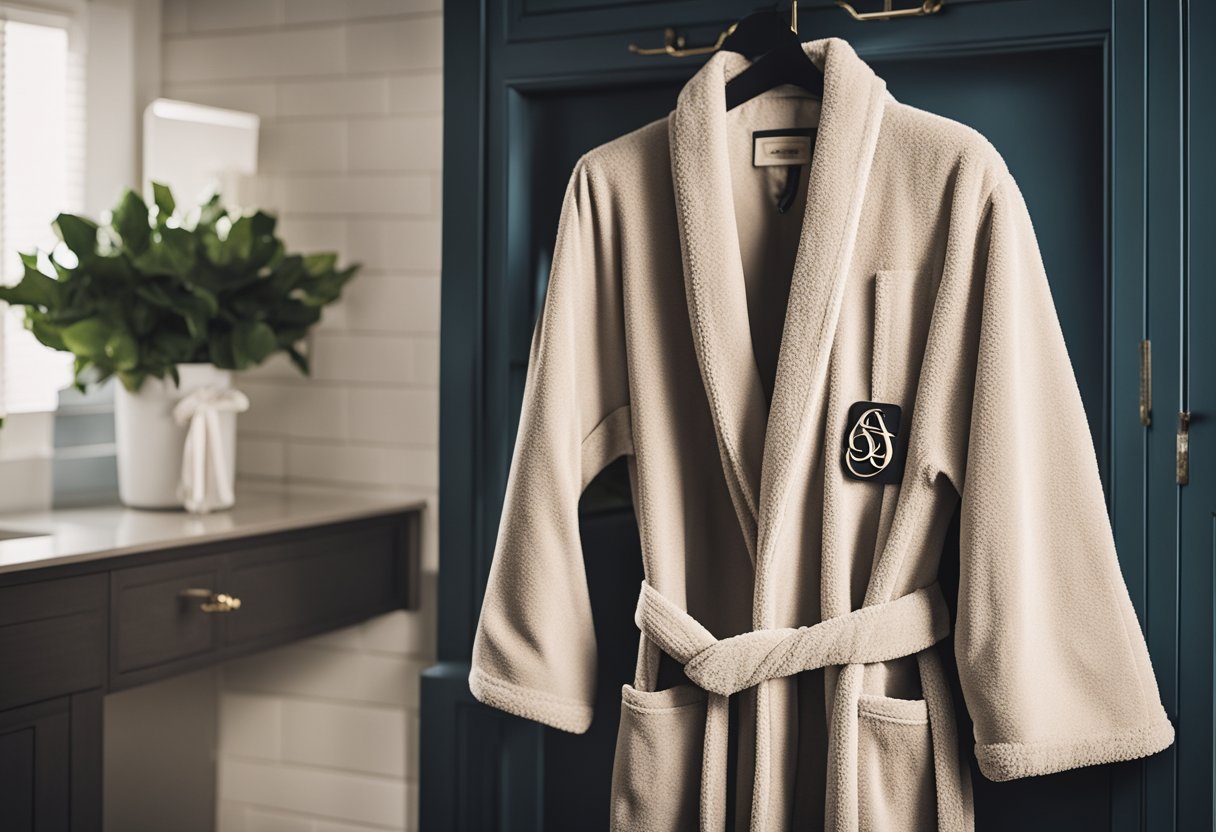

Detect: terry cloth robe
[469,37,1175,832]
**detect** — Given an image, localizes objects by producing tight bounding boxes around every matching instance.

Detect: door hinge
[1139,339,1152,426]
[1177,411,1191,486]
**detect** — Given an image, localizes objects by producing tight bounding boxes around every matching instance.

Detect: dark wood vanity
[0,492,423,831]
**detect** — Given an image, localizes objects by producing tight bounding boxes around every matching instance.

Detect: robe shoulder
[880,96,1013,198]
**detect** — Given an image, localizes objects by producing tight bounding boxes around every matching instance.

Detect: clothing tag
[752,128,815,167]
[841,401,906,484]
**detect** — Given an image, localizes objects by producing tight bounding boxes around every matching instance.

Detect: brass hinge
[1139,340,1152,426]
[1177,411,1191,486]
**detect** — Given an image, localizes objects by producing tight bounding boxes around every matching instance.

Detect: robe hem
[468,666,594,734]
[974,713,1175,781]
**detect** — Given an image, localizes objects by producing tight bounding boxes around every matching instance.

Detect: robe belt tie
[632,580,974,832]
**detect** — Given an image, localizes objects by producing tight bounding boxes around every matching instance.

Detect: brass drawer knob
[180,587,243,613]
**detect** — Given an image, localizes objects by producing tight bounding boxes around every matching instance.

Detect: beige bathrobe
[469,37,1174,831]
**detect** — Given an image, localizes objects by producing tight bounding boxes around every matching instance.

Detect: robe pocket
[857,694,936,832]
[871,269,931,405]
[610,684,707,832]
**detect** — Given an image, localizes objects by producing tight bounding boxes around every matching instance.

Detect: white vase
[114,364,238,510]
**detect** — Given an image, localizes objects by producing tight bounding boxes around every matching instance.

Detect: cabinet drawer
[0,576,106,711]
[112,557,223,679]
[223,520,401,650]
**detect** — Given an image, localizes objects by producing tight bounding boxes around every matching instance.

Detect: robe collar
[669,38,887,571]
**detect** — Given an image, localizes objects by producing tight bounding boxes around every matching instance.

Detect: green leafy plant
[0,183,358,391]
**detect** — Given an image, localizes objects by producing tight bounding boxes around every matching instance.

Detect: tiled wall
[161,2,442,829]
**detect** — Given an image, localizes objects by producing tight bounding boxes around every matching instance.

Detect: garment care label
[752,128,815,167]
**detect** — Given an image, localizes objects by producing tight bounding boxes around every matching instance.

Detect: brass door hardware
[1177,411,1191,486]
[1139,339,1152,426]
[628,25,738,57]
[628,0,943,57]
[180,587,243,613]
[837,0,943,22]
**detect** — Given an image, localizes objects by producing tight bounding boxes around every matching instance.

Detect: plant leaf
[151,182,176,220]
[0,263,60,307]
[104,331,139,370]
[60,318,110,360]
[54,214,99,257]
[231,320,276,369]
[112,190,151,254]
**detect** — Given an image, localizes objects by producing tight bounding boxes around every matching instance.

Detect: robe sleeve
[954,173,1174,781]
[468,157,631,734]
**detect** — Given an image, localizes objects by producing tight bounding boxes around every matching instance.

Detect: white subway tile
[186,0,285,33]
[275,217,348,258]
[345,219,440,272]
[311,333,416,385]
[163,82,278,119]
[405,711,420,780]
[420,507,438,573]
[388,73,442,114]
[219,693,282,759]
[281,700,406,777]
[260,121,347,174]
[163,0,190,36]
[348,115,441,172]
[242,381,348,440]
[305,623,363,650]
[346,16,442,74]
[360,581,436,658]
[279,78,388,118]
[287,0,443,24]
[347,387,438,444]
[341,276,439,334]
[164,28,344,83]
[277,174,433,216]
[242,807,314,832]
[219,759,406,829]
[410,337,439,387]
[241,351,304,382]
[286,442,438,490]
[314,817,405,832]
[237,437,287,479]
[223,644,425,708]
[216,800,248,832]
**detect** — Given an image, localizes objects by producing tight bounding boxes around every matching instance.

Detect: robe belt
[633,581,974,832]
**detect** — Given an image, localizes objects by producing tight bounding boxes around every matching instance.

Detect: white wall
[161,2,442,829]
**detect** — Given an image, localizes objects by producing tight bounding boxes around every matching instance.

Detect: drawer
[0,575,106,711]
[112,556,223,680]
[110,515,412,688]
[223,519,402,650]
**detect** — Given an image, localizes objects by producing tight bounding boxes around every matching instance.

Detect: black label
[841,401,905,484]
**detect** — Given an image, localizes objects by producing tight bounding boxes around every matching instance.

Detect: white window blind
[0,12,81,415]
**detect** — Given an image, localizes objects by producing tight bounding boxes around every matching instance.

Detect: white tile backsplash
[164,4,442,829]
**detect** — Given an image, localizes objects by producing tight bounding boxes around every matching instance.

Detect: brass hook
[836,0,943,22]
[627,24,738,57]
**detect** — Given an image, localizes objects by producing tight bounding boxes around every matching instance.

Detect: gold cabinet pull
[837,0,943,21]
[1139,339,1152,426]
[180,587,243,613]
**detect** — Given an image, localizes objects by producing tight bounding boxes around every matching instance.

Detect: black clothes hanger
[723,4,824,111]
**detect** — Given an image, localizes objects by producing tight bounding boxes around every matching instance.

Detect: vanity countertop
[0,488,426,576]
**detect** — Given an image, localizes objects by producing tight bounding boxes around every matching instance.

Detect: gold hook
[627,23,738,57]
[791,0,798,34]
[836,0,943,21]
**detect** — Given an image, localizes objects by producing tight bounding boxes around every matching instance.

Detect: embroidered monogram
[842,401,905,484]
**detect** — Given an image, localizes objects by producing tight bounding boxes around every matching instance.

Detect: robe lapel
[669,39,887,581]
[670,55,769,562]
[752,39,887,621]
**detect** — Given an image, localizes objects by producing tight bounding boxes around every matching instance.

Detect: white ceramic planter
[114,364,238,510]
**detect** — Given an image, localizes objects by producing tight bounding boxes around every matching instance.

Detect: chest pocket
[871,269,935,412]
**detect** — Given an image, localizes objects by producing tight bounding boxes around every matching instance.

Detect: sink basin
[0,528,48,542]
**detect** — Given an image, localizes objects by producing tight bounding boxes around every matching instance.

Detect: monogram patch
[842,401,905,484]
